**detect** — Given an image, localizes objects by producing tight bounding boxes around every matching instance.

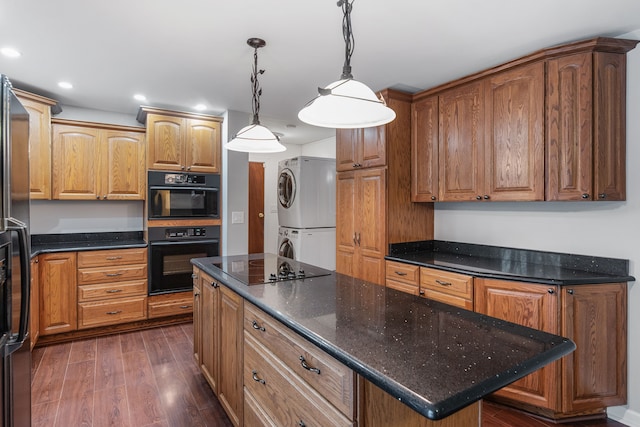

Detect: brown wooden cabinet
[546,51,629,201]
[335,90,434,285]
[437,63,544,202]
[77,248,148,329]
[29,257,40,350]
[193,267,243,427]
[192,273,202,366]
[141,107,222,173]
[475,278,627,420]
[14,89,57,200]
[412,37,637,203]
[39,252,77,336]
[52,119,146,200]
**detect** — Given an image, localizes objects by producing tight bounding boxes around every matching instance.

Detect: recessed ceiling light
[1,47,21,58]
[194,104,207,111]
[134,94,147,101]
[58,81,73,89]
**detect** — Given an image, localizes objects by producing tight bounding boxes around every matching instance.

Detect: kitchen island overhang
[192,253,576,421]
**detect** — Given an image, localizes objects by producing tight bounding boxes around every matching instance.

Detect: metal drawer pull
[106,310,122,315]
[435,280,452,286]
[252,370,265,384]
[299,356,321,374]
[106,289,123,293]
[211,281,219,289]
[298,421,306,427]
[105,273,123,277]
[252,320,266,332]
[394,271,407,276]
[179,305,192,309]
[106,256,123,260]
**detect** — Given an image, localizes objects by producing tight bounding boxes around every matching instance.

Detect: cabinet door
[147,114,185,171]
[439,81,484,201]
[218,286,243,427]
[200,273,219,393]
[546,53,593,201]
[19,97,52,200]
[336,171,357,277]
[193,276,202,365]
[52,125,101,200]
[336,129,360,172]
[39,252,77,335]
[593,52,627,201]
[411,96,439,201]
[475,278,560,410]
[356,168,386,285]
[185,119,221,173]
[484,62,544,201]
[102,130,145,200]
[561,283,626,412]
[360,126,386,169]
[30,258,40,350]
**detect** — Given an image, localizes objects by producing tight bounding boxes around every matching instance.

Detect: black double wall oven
[148,171,220,295]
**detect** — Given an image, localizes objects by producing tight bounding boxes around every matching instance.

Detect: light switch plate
[231,211,244,224]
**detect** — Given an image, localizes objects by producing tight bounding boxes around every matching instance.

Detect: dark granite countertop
[386,241,635,285]
[191,253,575,420]
[31,231,147,256]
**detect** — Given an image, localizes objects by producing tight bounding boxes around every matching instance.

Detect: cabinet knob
[567,289,574,295]
[103,195,107,200]
[181,166,185,170]
[430,196,436,201]
[96,195,100,199]
[547,288,555,294]
[581,193,590,199]
[598,193,607,199]
[298,421,306,427]
[194,292,200,297]
[419,290,425,296]
[476,195,482,200]
[483,195,490,200]
[187,166,191,171]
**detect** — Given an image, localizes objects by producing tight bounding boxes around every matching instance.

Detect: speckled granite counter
[192,253,575,420]
[31,231,147,256]
[386,240,635,285]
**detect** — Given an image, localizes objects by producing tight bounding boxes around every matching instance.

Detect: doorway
[248,162,265,253]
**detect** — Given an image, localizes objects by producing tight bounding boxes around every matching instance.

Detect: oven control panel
[166,227,207,238]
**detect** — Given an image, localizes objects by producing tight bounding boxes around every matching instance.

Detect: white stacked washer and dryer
[277,156,336,270]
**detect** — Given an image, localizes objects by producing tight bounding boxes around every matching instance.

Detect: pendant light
[298,0,396,129]
[226,38,286,153]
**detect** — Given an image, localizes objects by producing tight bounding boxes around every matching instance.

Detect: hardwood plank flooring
[32,324,628,427]
[32,323,232,427]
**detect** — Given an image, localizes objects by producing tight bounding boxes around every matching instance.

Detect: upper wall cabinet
[138,107,222,173]
[52,119,146,200]
[412,37,638,202]
[14,89,57,200]
[336,126,386,172]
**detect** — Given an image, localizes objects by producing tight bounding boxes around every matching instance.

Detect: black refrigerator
[0,74,31,427]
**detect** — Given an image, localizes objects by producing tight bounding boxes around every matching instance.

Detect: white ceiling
[2,0,640,145]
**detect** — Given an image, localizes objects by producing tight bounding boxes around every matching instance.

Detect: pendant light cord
[251,45,265,125]
[339,0,355,79]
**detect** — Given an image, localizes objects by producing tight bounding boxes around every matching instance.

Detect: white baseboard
[608,406,640,427]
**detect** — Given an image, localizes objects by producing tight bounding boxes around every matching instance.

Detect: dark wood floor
[32,323,628,427]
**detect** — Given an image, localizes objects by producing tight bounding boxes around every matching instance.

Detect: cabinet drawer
[385,261,419,285]
[78,247,147,268]
[244,389,277,427]
[78,264,147,285]
[420,267,473,301]
[78,280,147,302]
[386,278,419,296]
[244,333,353,427]
[244,302,355,418]
[78,296,147,329]
[148,291,193,319]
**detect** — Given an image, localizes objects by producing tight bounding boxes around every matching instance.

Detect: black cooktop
[212,253,332,285]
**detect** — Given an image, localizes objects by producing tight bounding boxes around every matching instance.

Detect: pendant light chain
[251,44,265,125]
[340,0,355,79]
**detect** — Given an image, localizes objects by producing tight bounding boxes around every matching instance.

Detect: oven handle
[149,239,219,246]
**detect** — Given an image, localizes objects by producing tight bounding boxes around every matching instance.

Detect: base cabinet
[475,278,627,420]
[29,257,40,349]
[39,252,77,336]
[193,268,243,427]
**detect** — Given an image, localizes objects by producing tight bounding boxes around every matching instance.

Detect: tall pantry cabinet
[335,90,434,285]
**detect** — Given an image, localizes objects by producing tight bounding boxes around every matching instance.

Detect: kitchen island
[192,253,575,426]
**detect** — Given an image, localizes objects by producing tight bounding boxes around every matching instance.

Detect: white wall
[434,30,640,426]
[247,136,336,253]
